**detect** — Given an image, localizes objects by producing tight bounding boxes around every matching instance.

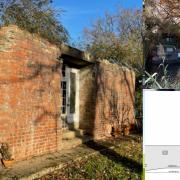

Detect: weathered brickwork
[79,65,96,134]
[0,25,62,161]
[79,61,135,139]
[94,61,135,139]
[0,25,135,161]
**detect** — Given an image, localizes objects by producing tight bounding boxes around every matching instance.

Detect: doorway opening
[61,63,79,130]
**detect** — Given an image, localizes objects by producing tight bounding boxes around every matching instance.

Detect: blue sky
[53,0,142,42]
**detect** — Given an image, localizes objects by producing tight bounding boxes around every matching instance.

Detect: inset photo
[143,0,180,89]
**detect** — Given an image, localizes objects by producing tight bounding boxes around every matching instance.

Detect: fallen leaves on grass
[39,135,142,180]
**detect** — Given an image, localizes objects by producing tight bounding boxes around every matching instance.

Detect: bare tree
[83,8,143,74]
[145,0,180,25]
[144,0,180,37]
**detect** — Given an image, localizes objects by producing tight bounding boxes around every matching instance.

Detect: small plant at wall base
[0,143,14,168]
[121,104,131,136]
[108,90,132,137]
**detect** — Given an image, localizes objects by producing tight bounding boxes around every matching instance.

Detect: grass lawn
[40,135,142,180]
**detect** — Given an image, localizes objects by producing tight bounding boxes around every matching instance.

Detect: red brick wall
[79,61,135,139]
[0,25,62,161]
[93,61,135,139]
[0,25,135,161]
[79,65,96,133]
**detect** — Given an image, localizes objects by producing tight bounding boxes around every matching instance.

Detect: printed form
[143,90,180,180]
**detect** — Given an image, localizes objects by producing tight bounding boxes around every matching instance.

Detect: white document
[143,90,180,179]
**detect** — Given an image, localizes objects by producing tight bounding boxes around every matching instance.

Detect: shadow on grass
[84,140,142,174]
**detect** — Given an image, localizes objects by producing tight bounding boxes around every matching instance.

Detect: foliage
[144,60,180,89]
[145,0,180,26]
[78,7,143,128]
[82,8,143,74]
[0,0,69,44]
[144,0,180,35]
[135,75,143,117]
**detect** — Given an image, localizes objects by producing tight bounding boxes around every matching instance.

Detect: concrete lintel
[60,44,95,63]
